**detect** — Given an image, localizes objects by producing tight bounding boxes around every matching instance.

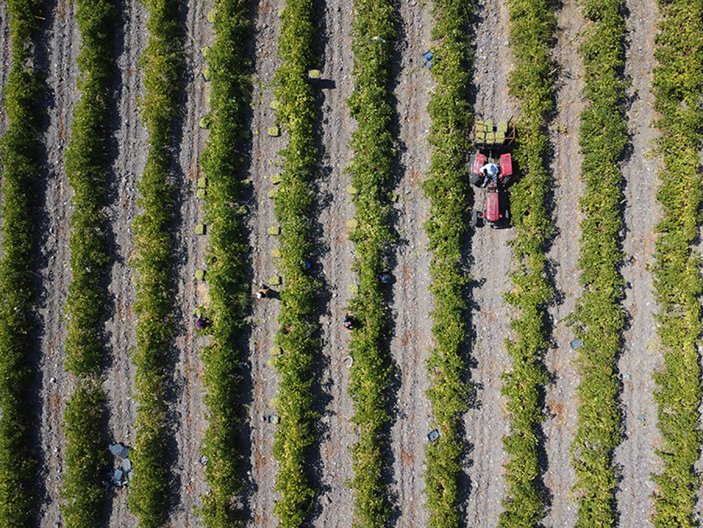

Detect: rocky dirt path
[614,1,662,525]
[464,0,517,524]
[388,2,435,526]
[0,7,10,136]
[542,1,584,525]
[170,0,212,524]
[37,0,79,524]
[247,0,283,524]
[313,0,356,524]
[104,0,147,525]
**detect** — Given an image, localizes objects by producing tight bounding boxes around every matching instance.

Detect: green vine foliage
[423,1,474,526]
[61,0,117,524]
[571,1,628,526]
[500,0,556,526]
[271,0,321,525]
[651,1,703,526]
[0,1,44,525]
[128,0,184,525]
[346,1,397,526]
[199,0,252,526]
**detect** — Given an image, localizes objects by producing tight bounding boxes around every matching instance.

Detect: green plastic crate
[195,269,206,281]
[267,126,280,137]
[195,223,206,235]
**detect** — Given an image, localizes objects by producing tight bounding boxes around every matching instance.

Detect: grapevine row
[128,0,184,525]
[198,0,253,526]
[0,0,45,524]
[570,1,628,526]
[346,1,397,525]
[651,1,703,526]
[61,0,118,524]
[423,0,474,526]
[271,0,321,525]
[500,1,556,525]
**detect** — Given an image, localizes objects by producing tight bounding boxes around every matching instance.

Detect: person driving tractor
[480,162,500,187]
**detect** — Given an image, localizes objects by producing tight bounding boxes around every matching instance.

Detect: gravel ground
[388,2,435,526]
[313,0,357,523]
[0,4,7,251]
[36,0,79,524]
[246,0,284,524]
[464,0,518,524]
[542,0,585,524]
[0,6,10,138]
[169,0,213,523]
[615,1,663,525]
[104,0,147,525]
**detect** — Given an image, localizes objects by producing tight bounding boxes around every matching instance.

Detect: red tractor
[469,118,516,228]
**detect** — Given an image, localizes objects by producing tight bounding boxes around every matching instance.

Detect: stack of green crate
[496,120,508,144]
[474,119,486,144]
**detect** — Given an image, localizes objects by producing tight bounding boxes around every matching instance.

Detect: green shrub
[346,1,397,526]
[650,2,703,526]
[270,1,321,525]
[422,1,474,526]
[0,0,45,525]
[127,0,184,525]
[198,0,253,526]
[499,1,556,526]
[570,1,628,526]
[60,0,118,524]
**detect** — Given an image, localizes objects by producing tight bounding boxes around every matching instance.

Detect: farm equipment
[469,118,516,228]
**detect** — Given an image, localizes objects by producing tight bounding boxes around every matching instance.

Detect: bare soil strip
[104,0,147,525]
[0,7,10,136]
[37,0,79,524]
[0,7,8,248]
[313,0,356,524]
[464,0,517,524]
[247,0,283,524]
[388,2,435,525]
[542,0,585,524]
[170,0,213,524]
[614,1,662,525]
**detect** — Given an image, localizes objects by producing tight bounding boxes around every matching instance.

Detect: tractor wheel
[470,209,481,228]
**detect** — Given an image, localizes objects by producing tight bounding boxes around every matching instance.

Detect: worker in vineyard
[343,313,355,330]
[480,162,500,187]
[195,315,210,330]
[257,283,271,299]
